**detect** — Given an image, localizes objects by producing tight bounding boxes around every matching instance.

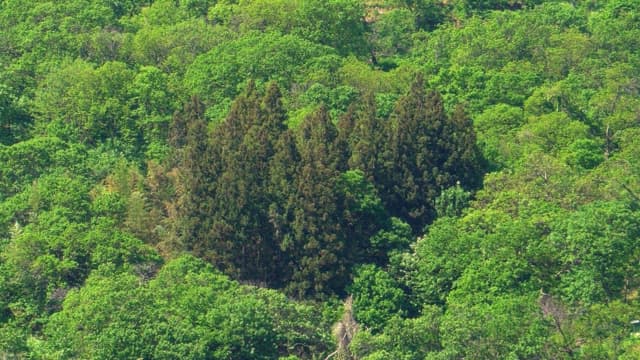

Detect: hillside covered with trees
[1,0,640,358]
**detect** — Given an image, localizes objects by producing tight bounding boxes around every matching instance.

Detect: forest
[1,0,640,358]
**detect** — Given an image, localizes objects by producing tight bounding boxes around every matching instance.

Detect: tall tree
[286,106,346,298]
[205,81,262,277]
[383,74,437,231]
[168,94,202,166]
[445,104,484,190]
[349,92,386,184]
[232,82,288,284]
[381,75,483,232]
[193,82,293,285]
[267,129,300,288]
[216,80,261,159]
[173,96,216,256]
[335,103,356,172]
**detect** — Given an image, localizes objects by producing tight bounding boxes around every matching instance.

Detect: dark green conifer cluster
[172,78,482,297]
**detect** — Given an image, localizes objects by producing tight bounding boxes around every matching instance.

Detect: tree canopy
[1,0,640,358]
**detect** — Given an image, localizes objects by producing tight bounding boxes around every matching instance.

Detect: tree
[400,0,448,31]
[184,32,333,120]
[550,201,640,305]
[42,255,332,359]
[294,0,368,56]
[369,217,413,266]
[444,104,484,189]
[286,106,346,298]
[403,217,477,306]
[386,75,444,230]
[382,76,437,231]
[42,267,148,359]
[437,294,550,359]
[335,103,356,170]
[235,82,289,284]
[173,96,216,258]
[0,137,70,199]
[201,81,261,278]
[369,8,416,58]
[473,104,525,168]
[350,307,442,360]
[434,182,472,219]
[349,92,387,186]
[337,170,387,265]
[0,83,31,146]
[349,264,408,333]
[129,65,176,161]
[380,75,484,232]
[211,82,288,284]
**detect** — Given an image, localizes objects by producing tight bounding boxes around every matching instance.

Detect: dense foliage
[1,0,640,358]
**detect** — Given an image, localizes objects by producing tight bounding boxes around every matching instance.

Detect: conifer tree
[268,128,300,287]
[168,95,205,166]
[203,82,293,284]
[261,82,288,146]
[381,76,484,232]
[445,104,484,190]
[286,106,347,298]
[168,107,188,151]
[234,82,288,284]
[349,92,386,184]
[244,82,288,186]
[336,102,357,172]
[216,80,261,159]
[203,81,262,277]
[424,89,452,189]
[384,74,435,231]
[344,93,390,262]
[173,96,216,255]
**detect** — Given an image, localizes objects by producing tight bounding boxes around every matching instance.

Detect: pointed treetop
[425,90,446,120]
[263,82,283,107]
[245,78,257,98]
[411,72,426,93]
[337,101,357,138]
[261,82,287,131]
[301,105,336,142]
[186,95,206,121]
